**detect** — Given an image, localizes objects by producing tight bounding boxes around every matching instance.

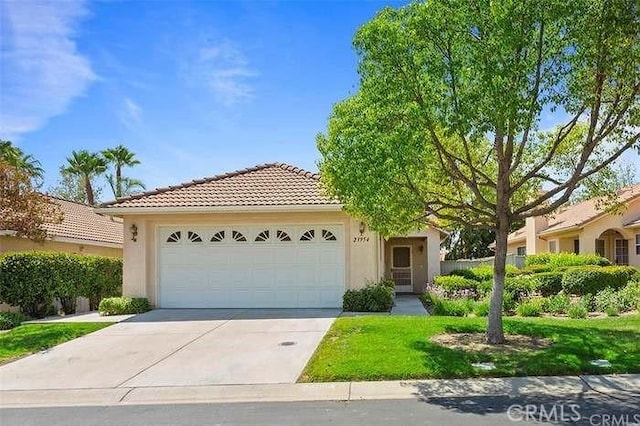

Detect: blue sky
[1,0,638,199]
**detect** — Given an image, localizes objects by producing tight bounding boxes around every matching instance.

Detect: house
[96,163,444,309]
[0,196,123,257]
[505,184,640,268]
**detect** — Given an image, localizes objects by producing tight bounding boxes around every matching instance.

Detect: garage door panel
[159,224,345,308]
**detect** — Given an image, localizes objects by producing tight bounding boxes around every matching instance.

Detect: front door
[391,246,412,293]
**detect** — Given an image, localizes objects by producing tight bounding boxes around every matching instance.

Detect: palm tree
[0,140,45,183]
[102,145,145,198]
[62,150,107,205]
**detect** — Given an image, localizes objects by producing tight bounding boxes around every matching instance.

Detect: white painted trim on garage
[95,204,344,216]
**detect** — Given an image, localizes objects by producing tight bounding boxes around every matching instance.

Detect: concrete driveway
[0,309,338,391]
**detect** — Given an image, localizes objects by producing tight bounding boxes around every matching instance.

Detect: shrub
[428,294,474,317]
[98,297,151,315]
[516,298,544,317]
[605,305,620,317]
[378,278,396,290]
[534,272,564,296]
[567,303,588,319]
[0,312,29,330]
[521,264,553,274]
[504,276,539,300]
[343,284,394,312]
[433,275,480,298]
[473,299,490,317]
[448,269,479,281]
[543,293,571,314]
[618,282,640,312]
[526,253,611,268]
[594,288,620,313]
[562,266,639,295]
[0,252,122,317]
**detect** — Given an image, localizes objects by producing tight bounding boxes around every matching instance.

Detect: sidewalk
[1,374,637,409]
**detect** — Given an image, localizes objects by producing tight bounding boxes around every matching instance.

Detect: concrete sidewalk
[1,374,637,409]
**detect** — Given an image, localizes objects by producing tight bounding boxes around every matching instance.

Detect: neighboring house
[505,184,640,268]
[0,196,123,258]
[97,163,444,309]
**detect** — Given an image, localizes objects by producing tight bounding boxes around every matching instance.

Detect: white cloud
[119,97,142,129]
[185,39,257,105]
[0,0,96,139]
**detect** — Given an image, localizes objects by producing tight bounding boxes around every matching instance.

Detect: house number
[353,236,370,243]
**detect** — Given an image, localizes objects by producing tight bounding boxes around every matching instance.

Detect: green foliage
[433,275,479,293]
[0,252,122,318]
[515,299,544,317]
[526,253,611,268]
[618,282,640,312]
[448,264,521,282]
[594,288,621,313]
[473,300,490,317]
[567,303,588,319]
[504,276,539,299]
[343,284,394,312]
[98,297,151,316]
[562,266,638,295]
[543,294,571,314]
[521,264,554,274]
[444,228,497,260]
[423,293,474,317]
[448,269,479,281]
[0,312,29,330]
[534,272,564,296]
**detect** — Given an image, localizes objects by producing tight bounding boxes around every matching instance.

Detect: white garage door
[158,225,345,308]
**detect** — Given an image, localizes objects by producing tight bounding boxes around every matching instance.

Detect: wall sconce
[129,224,138,242]
[359,221,366,235]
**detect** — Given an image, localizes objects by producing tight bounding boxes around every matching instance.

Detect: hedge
[561,266,638,296]
[99,297,151,315]
[448,264,521,282]
[532,272,564,296]
[0,252,122,318]
[525,253,610,268]
[343,282,394,312]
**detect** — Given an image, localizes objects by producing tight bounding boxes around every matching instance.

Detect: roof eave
[95,204,345,216]
[538,224,581,236]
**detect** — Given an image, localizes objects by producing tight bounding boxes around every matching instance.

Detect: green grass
[300,315,640,382]
[0,323,112,365]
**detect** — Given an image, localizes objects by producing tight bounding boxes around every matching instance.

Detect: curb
[2,374,637,409]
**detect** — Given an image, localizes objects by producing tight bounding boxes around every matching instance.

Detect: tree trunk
[85,176,94,205]
[116,166,122,198]
[487,215,509,344]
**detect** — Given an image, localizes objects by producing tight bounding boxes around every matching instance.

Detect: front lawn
[0,323,112,365]
[300,315,640,382]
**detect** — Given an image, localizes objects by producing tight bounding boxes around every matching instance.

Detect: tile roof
[99,163,340,209]
[508,184,640,241]
[44,196,123,245]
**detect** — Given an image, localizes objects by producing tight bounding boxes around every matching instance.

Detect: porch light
[130,224,138,242]
[359,221,366,235]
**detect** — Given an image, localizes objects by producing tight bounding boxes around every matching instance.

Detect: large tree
[0,140,44,184]
[62,150,107,205]
[102,144,145,198]
[0,161,62,241]
[48,167,103,204]
[318,0,639,343]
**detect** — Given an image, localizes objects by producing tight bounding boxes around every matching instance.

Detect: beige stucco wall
[121,211,384,306]
[0,235,122,258]
[507,241,526,255]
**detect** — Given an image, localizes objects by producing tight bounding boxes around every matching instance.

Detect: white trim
[548,239,559,253]
[95,204,344,216]
[0,230,122,249]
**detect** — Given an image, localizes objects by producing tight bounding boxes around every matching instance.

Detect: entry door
[391,246,412,293]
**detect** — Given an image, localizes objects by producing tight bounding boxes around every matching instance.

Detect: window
[300,229,315,241]
[210,230,225,242]
[321,229,337,241]
[276,230,291,241]
[187,231,202,243]
[548,240,558,253]
[516,246,526,256]
[166,231,181,243]
[573,239,580,254]
[255,230,270,242]
[615,239,629,265]
[232,230,247,242]
[595,239,606,257]
[636,234,640,255]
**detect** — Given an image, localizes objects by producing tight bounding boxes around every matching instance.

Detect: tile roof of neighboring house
[44,196,123,245]
[99,163,340,209]
[507,184,640,241]
[624,216,640,227]
[506,227,526,243]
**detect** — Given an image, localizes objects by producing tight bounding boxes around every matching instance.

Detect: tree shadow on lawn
[411,320,640,378]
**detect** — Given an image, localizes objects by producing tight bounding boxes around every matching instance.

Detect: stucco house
[505,184,640,268]
[97,163,444,309]
[1,196,123,257]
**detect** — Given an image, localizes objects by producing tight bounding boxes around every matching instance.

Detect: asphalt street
[2,390,638,426]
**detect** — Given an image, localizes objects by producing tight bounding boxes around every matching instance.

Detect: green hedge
[448,264,521,282]
[561,266,638,295]
[0,252,122,318]
[533,272,564,296]
[99,297,151,315]
[433,275,480,292]
[526,253,610,268]
[343,283,394,312]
